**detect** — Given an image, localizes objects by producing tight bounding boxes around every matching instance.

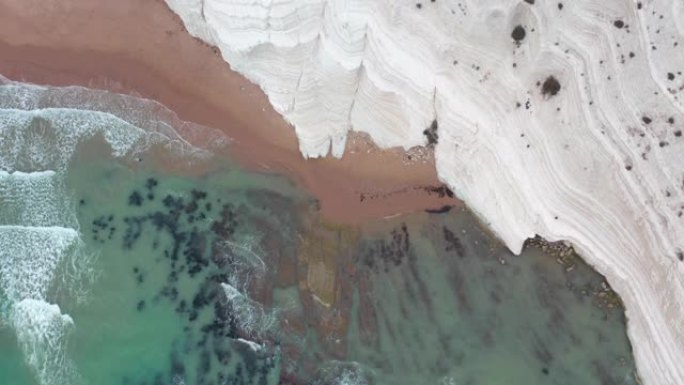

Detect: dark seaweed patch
[211,204,238,238]
[359,223,412,272]
[425,205,453,214]
[92,177,294,384]
[122,217,145,249]
[424,185,454,198]
[146,178,158,190]
[91,214,116,243]
[128,190,143,206]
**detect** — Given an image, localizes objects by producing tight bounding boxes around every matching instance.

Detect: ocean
[0,77,639,385]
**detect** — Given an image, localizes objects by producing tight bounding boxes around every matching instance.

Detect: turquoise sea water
[0,78,639,385]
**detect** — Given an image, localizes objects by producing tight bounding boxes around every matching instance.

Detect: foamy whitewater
[164,1,684,384]
[0,169,84,385]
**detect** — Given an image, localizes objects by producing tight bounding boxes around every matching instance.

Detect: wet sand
[0,0,458,225]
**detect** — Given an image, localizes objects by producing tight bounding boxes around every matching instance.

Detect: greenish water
[0,79,639,385]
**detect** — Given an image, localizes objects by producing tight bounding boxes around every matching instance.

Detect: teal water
[0,78,639,385]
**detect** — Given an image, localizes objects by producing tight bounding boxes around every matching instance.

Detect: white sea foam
[0,226,80,304]
[0,223,86,385]
[221,282,277,338]
[0,170,75,228]
[333,370,369,385]
[0,124,86,385]
[0,75,228,153]
[0,108,160,172]
[439,377,458,385]
[236,337,263,352]
[11,299,80,385]
[222,232,267,275]
[313,361,370,385]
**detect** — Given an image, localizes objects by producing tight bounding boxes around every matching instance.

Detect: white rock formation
[164,0,684,383]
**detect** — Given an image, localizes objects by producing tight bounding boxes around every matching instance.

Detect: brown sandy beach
[0,0,458,225]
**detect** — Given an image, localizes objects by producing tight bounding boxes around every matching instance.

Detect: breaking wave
[11,299,79,385]
[0,108,162,172]
[0,226,80,306]
[0,170,75,228]
[221,282,277,339]
[0,74,228,155]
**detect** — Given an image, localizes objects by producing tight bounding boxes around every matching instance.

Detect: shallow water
[0,80,639,385]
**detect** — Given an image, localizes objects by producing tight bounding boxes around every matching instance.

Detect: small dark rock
[541,76,561,97]
[423,119,439,146]
[511,25,526,42]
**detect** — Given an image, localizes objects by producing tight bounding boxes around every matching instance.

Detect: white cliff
[164,0,684,383]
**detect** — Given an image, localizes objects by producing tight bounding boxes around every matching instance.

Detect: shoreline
[0,0,457,226]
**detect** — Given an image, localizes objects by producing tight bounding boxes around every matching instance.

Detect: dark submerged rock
[443,226,465,257]
[425,205,453,214]
[128,191,144,206]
